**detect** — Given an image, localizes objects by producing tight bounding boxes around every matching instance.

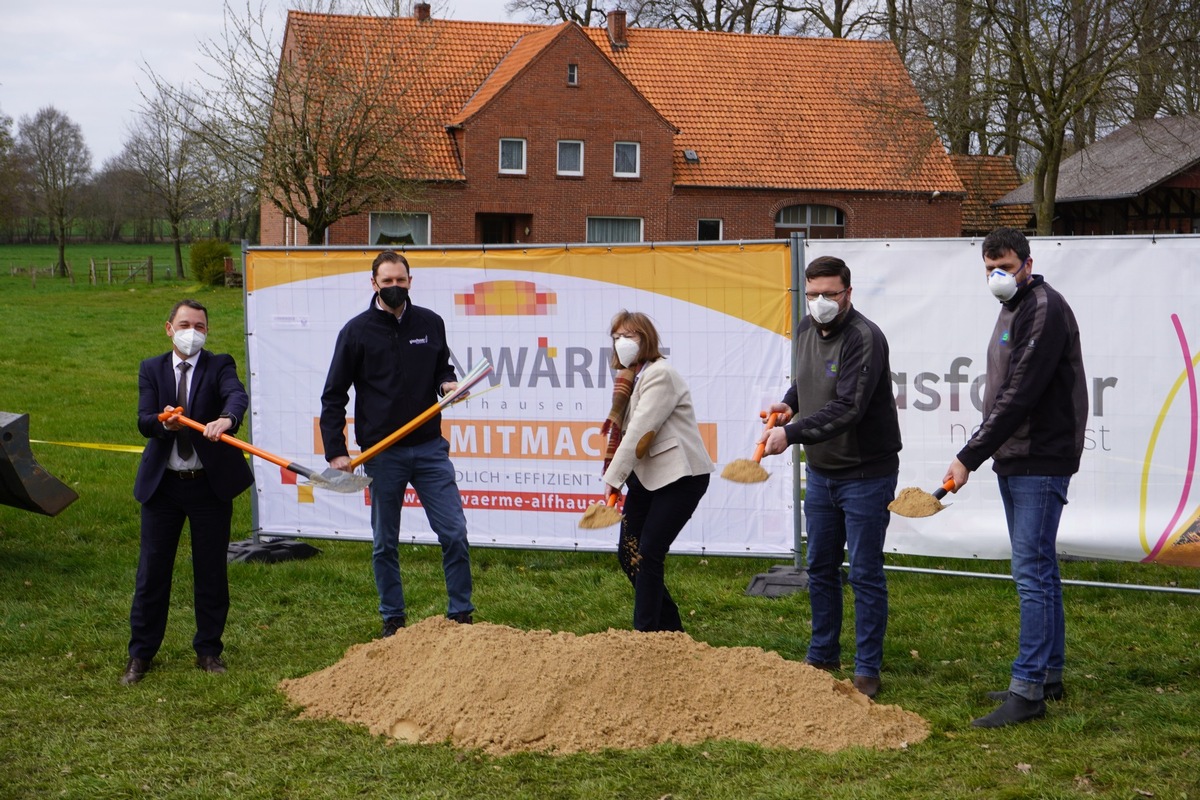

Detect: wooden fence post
[107,258,113,284]
[146,256,154,284]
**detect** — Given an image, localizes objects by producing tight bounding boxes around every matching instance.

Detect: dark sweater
[320,297,457,460]
[956,275,1087,476]
[781,306,902,479]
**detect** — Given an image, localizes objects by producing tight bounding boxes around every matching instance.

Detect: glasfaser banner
[244,236,1200,567]
[815,236,1200,567]
[244,243,796,556]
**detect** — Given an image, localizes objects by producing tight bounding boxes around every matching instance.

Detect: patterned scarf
[601,367,636,474]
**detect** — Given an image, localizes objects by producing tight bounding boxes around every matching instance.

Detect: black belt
[168,469,205,480]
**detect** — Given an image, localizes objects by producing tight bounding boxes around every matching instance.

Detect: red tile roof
[949,154,1031,232]
[285,12,963,193]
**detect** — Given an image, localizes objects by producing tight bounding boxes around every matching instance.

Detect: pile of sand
[279,617,929,755]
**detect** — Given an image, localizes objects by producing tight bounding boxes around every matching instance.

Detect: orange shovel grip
[751,411,781,463]
[157,407,293,470]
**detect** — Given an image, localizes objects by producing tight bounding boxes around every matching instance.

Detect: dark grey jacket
[781,306,901,480]
[957,275,1087,476]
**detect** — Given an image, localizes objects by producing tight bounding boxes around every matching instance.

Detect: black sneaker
[380,616,406,637]
[986,681,1064,703]
[449,611,473,624]
[971,692,1046,728]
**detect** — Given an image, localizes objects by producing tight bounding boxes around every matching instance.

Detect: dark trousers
[128,473,233,660]
[617,472,710,632]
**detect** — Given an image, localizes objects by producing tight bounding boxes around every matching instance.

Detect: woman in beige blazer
[602,311,714,632]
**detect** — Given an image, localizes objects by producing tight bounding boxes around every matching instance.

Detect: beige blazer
[603,358,715,492]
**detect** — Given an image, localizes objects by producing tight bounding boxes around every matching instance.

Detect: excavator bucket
[0,412,79,517]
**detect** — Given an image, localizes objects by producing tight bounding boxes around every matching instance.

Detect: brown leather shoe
[120,657,151,686]
[195,654,227,674]
[803,659,840,673]
[852,675,881,699]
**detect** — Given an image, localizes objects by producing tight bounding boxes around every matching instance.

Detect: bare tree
[983,0,1175,233]
[149,0,427,246]
[16,107,92,276]
[123,87,212,277]
[503,0,605,25]
[0,109,22,243]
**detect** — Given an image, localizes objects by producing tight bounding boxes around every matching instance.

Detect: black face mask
[378,285,409,309]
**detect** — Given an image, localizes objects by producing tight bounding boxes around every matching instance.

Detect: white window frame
[586,216,643,243]
[567,63,579,85]
[697,219,723,240]
[613,141,640,177]
[369,212,431,246]
[499,138,527,175]
[557,140,584,176]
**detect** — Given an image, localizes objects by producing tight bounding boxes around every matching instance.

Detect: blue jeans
[803,469,896,678]
[364,437,473,620]
[999,474,1070,700]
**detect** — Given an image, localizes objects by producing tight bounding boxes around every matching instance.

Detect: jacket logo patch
[826,359,838,377]
[409,336,429,345]
[999,330,1011,346]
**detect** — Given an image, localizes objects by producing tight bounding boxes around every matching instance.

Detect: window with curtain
[586,217,642,243]
[369,213,430,246]
[774,204,845,239]
[500,138,526,174]
[558,141,584,176]
[613,142,640,177]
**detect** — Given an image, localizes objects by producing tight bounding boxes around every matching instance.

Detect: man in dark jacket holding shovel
[320,251,474,637]
[944,227,1087,728]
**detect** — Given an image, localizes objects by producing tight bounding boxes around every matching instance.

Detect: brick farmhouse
[261,5,965,247]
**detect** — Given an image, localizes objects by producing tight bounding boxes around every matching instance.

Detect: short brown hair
[372,250,410,277]
[805,255,851,287]
[608,310,664,369]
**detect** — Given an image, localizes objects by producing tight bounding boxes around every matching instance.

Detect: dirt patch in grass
[279,617,929,755]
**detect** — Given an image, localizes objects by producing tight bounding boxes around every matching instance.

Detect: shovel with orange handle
[314,360,494,487]
[720,410,780,483]
[579,488,623,529]
[888,478,957,518]
[157,407,371,493]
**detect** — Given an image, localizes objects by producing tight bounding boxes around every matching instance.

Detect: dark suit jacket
[134,350,254,504]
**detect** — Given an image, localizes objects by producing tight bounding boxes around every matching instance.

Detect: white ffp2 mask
[172,328,206,356]
[614,336,640,368]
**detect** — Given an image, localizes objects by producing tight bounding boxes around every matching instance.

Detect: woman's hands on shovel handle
[759,403,794,456]
[943,458,969,492]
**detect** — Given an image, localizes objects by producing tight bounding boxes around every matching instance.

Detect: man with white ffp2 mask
[759,256,902,701]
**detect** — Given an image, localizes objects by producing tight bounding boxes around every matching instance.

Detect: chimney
[607,9,627,48]
[414,2,431,22]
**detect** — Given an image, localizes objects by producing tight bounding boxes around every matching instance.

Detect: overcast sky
[0,1,518,167]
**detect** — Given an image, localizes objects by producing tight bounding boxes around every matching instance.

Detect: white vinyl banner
[244,236,1200,567]
[244,244,796,556]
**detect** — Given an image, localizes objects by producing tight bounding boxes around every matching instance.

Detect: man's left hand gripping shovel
[316,359,495,486]
[157,408,371,493]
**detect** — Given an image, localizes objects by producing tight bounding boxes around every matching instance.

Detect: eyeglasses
[804,289,848,302]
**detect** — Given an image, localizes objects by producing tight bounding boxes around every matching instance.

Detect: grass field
[0,242,210,284]
[1,260,1198,799]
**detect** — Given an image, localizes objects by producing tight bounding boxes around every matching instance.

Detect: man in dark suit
[122,299,254,686]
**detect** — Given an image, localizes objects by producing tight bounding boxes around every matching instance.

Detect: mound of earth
[279,617,929,755]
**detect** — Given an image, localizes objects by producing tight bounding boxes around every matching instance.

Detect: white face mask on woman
[171,327,206,357]
[614,336,641,368]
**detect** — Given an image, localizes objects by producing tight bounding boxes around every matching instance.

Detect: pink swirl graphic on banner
[1144,314,1198,562]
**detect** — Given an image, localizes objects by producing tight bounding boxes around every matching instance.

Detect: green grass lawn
[1,268,1198,799]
